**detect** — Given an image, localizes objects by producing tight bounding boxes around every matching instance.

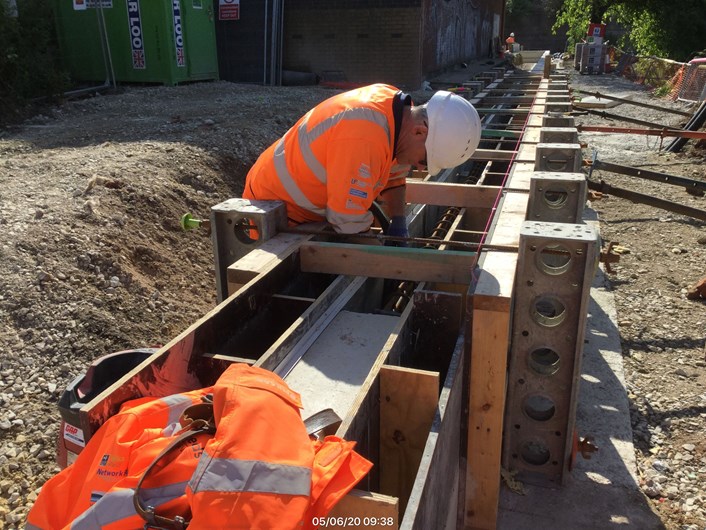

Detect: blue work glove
[385,216,408,247]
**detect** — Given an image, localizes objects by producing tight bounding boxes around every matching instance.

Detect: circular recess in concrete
[529,347,561,375]
[233,216,260,244]
[520,440,551,466]
[543,188,569,209]
[532,296,566,327]
[523,394,556,421]
[537,244,572,275]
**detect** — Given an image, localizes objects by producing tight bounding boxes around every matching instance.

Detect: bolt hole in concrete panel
[529,347,560,375]
[532,296,566,327]
[537,244,572,275]
[234,217,260,244]
[520,440,551,466]
[523,394,556,421]
[542,188,569,209]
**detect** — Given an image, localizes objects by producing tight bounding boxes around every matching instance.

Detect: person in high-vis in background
[506,32,515,46]
[243,83,482,242]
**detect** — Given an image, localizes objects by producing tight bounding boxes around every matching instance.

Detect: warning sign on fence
[219,0,240,20]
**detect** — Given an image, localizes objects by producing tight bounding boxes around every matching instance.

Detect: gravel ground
[568,69,706,530]
[0,66,704,529]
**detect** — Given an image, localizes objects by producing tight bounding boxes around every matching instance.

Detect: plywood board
[402,335,465,530]
[379,365,439,515]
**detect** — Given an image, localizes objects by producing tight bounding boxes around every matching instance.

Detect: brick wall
[421,0,506,76]
[284,6,422,90]
[283,0,505,89]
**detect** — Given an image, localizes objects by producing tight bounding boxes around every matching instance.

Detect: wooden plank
[525,114,545,127]
[522,127,541,144]
[201,353,255,365]
[379,365,439,515]
[464,299,511,530]
[328,489,399,530]
[299,242,476,285]
[226,231,312,295]
[471,148,517,161]
[485,191,530,248]
[507,162,536,189]
[479,96,538,105]
[514,142,538,163]
[405,181,500,209]
[462,76,547,530]
[473,252,517,307]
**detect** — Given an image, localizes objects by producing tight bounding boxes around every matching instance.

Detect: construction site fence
[610,47,706,103]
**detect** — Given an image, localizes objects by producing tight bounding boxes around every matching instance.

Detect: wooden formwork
[66,69,553,530]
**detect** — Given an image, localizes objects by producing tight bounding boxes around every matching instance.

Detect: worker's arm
[377,162,409,218]
[377,184,406,218]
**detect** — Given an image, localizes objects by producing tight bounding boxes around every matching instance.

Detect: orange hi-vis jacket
[243,83,410,233]
[27,364,372,530]
[27,387,213,529]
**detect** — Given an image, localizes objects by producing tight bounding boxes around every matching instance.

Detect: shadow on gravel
[624,337,706,352]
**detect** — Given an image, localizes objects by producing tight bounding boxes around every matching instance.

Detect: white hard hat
[510,32,515,37]
[425,91,481,176]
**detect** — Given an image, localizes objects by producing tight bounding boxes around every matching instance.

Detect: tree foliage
[0,0,68,124]
[551,0,706,62]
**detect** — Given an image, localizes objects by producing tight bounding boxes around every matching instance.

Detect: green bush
[0,0,68,125]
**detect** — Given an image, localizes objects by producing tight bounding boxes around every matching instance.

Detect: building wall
[283,0,505,89]
[421,0,505,77]
[284,1,423,90]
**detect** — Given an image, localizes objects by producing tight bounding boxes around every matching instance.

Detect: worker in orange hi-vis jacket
[506,32,515,46]
[243,83,482,243]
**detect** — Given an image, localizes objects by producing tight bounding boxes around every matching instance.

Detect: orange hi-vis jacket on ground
[27,364,372,529]
[243,83,410,233]
[27,387,213,529]
[187,365,372,529]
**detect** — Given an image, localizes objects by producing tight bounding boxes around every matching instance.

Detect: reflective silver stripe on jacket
[189,456,311,497]
[273,138,326,216]
[70,482,188,529]
[162,393,195,427]
[327,209,374,234]
[274,107,391,217]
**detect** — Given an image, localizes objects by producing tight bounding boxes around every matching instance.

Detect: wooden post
[543,51,552,79]
[463,253,514,530]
